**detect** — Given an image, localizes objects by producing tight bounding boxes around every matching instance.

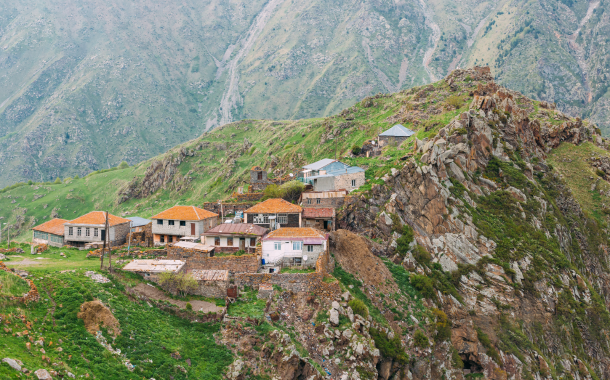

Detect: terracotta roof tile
[32,218,69,235]
[245,198,302,214]
[66,212,130,227]
[303,208,335,218]
[152,206,218,221]
[265,227,326,239]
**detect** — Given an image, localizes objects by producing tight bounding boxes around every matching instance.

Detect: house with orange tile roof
[244,198,303,230]
[261,227,328,268]
[64,211,131,248]
[151,206,219,245]
[32,218,69,247]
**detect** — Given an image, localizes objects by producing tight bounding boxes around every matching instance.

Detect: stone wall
[333,171,365,191]
[167,246,260,273]
[232,192,264,202]
[234,247,339,296]
[378,135,408,147]
[303,197,345,208]
[193,280,229,298]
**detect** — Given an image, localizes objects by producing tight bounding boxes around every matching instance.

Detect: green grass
[227,287,267,319]
[279,267,315,274]
[0,270,30,297]
[0,270,233,379]
[332,265,387,326]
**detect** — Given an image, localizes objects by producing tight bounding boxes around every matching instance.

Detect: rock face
[2,358,22,371]
[34,369,52,379]
[337,68,610,379]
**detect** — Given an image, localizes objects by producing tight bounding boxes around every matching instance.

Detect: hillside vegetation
[1,0,609,186]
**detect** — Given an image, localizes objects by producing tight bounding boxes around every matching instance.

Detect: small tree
[54,177,62,184]
[396,224,414,256]
[348,298,369,319]
[351,145,361,155]
[74,175,80,179]
[280,180,305,203]
[262,184,282,200]
[176,273,198,296]
[118,161,129,170]
[413,329,429,348]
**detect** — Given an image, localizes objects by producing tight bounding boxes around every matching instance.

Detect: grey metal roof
[127,216,151,227]
[122,259,185,273]
[307,166,364,180]
[303,158,337,170]
[379,124,415,137]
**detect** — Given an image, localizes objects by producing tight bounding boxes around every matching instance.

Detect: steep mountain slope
[3,67,610,378]
[3,0,608,188]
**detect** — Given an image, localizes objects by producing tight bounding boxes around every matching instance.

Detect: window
[180,221,186,226]
[94,228,98,237]
[316,198,321,204]
[168,220,175,226]
[157,220,163,225]
[307,199,311,204]
[274,242,282,250]
[351,179,356,187]
[257,172,263,180]
[254,215,269,224]
[307,245,314,252]
[292,241,302,251]
[168,236,172,243]
[227,237,233,247]
[77,227,82,237]
[250,238,256,246]
[160,236,165,243]
[69,227,73,236]
[293,257,302,265]
[215,237,220,246]
[85,228,90,237]
[277,214,288,224]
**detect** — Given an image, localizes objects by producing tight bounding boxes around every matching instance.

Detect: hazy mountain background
[0,0,608,188]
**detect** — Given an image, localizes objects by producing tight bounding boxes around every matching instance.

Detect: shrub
[396,224,414,255]
[432,308,451,342]
[54,177,62,184]
[158,272,198,296]
[351,145,362,155]
[446,95,463,108]
[262,184,282,200]
[412,245,431,265]
[410,274,436,299]
[452,347,464,369]
[118,161,129,169]
[413,329,429,348]
[186,302,193,311]
[596,169,605,177]
[348,299,369,319]
[74,175,80,179]
[476,327,502,365]
[370,328,408,364]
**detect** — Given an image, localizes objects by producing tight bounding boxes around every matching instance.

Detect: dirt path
[131,283,224,313]
[567,0,600,103]
[214,0,286,127]
[418,0,441,83]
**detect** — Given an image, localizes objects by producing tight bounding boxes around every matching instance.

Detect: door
[239,238,245,250]
[101,229,106,241]
[190,223,196,236]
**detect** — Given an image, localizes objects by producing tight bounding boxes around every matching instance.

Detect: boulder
[329,309,340,326]
[2,358,22,371]
[34,369,52,379]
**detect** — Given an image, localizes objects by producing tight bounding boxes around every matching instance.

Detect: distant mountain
[1,0,608,187]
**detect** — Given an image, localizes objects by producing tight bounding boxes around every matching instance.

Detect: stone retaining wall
[177,253,260,273]
[203,202,256,217]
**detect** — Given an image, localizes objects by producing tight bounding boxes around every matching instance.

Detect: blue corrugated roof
[308,166,364,179]
[127,216,151,227]
[379,124,414,137]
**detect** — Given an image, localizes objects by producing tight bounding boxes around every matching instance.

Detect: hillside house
[302,208,335,231]
[151,206,219,245]
[127,217,151,232]
[64,212,131,248]
[244,198,303,229]
[122,259,186,283]
[250,166,271,191]
[261,227,327,268]
[32,218,68,247]
[299,159,364,192]
[202,223,268,253]
[378,124,414,147]
[300,190,348,208]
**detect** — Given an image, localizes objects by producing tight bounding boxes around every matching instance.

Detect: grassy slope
[0,79,471,242]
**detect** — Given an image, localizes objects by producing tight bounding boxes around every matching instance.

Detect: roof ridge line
[193,205,201,220]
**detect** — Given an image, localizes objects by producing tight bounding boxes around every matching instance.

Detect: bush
[118,161,129,169]
[186,302,193,311]
[410,274,436,299]
[412,245,431,265]
[370,328,408,364]
[413,329,429,348]
[446,95,463,108]
[158,272,198,296]
[396,224,414,255]
[262,184,282,200]
[432,308,451,342]
[54,177,62,184]
[348,299,369,319]
[351,145,362,155]
[596,169,605,177]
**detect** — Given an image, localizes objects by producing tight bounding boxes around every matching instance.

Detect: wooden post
[106,211,112,273]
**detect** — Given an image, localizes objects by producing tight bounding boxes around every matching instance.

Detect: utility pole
[126,221,133,257]
[6,224,9,249]
[218,200,224,223]
[106,211,112,273]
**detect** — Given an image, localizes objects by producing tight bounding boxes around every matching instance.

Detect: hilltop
[3,67,610,379]
[1,0,609,187]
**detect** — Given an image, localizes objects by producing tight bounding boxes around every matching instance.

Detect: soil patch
[132,283,223,313]
[331,229,398,295]
[77,300,121,337]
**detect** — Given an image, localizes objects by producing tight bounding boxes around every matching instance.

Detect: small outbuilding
[122,259,186,283]
[202,223,268,253]
[378,124,414,147]
[32,218,68,247]
[190,269,230,298]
